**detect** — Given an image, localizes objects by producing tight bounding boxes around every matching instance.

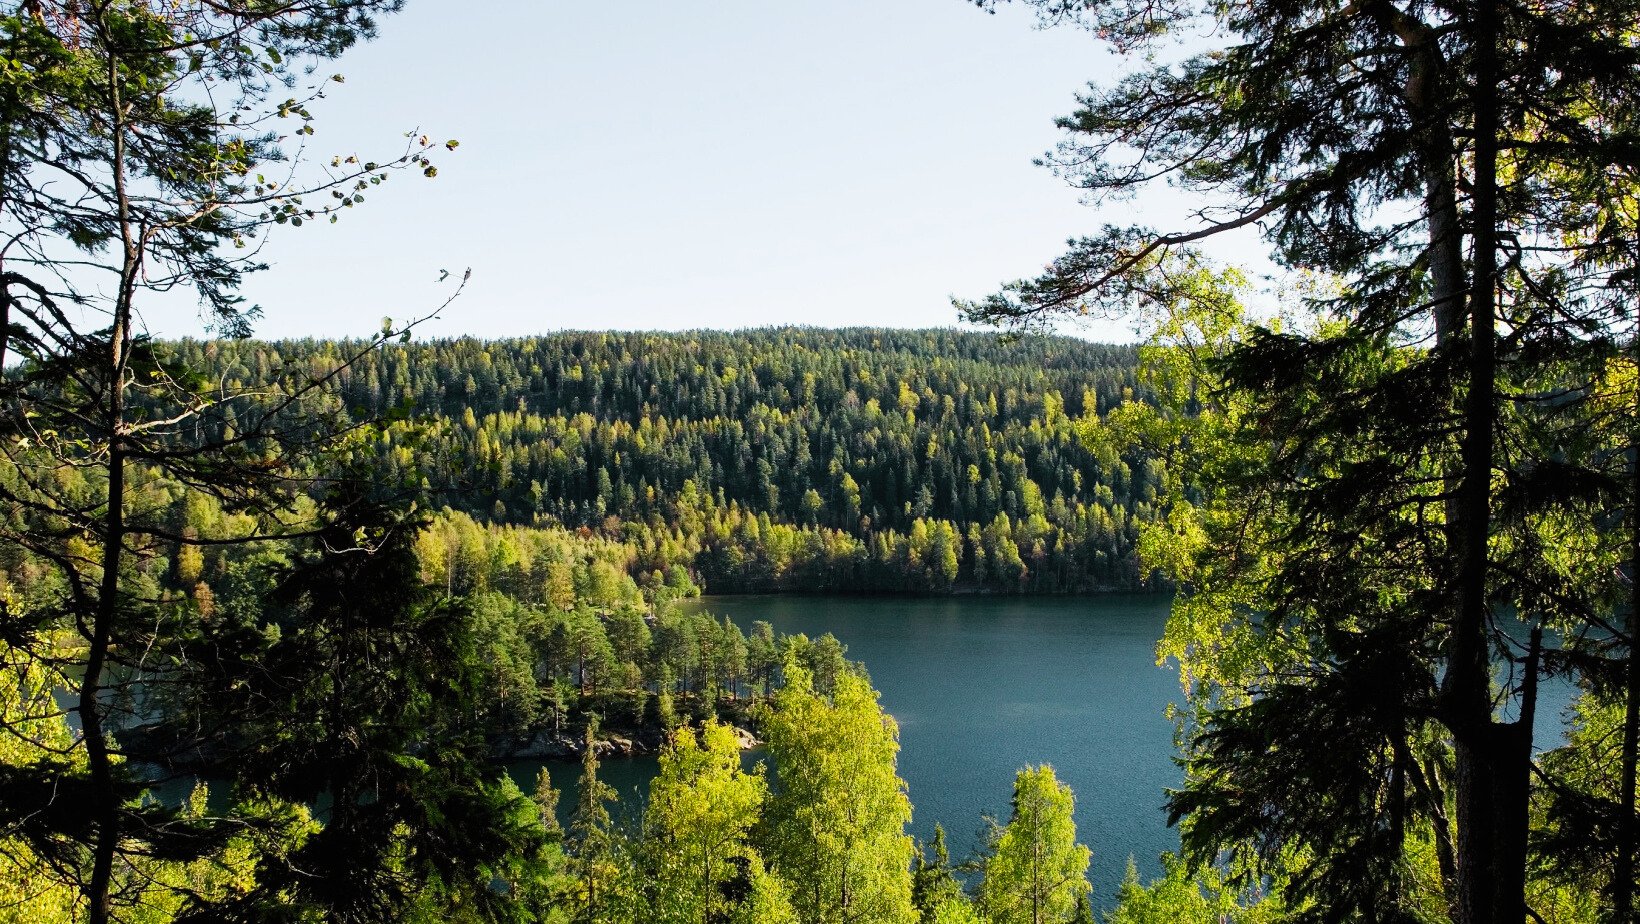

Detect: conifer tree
[536,769,565,841]
[570,716,628,924]
[911,825,967,924]
[163,498,544,923]
[0,3,456,920]
[966,0,1640,918]
[521,769,575,924]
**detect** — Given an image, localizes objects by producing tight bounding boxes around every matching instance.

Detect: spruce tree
[911,825,967,923]
[966,0,1640,918]
[570,716,628,924]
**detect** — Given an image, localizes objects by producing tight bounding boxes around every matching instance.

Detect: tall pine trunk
[83,16,140,920]
[1616,357,1640,919]
[1446,3,1535,919]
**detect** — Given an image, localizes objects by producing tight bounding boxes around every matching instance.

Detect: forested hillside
[163,329,1161,593]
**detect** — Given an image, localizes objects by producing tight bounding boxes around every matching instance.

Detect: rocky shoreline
[504,723,761,760]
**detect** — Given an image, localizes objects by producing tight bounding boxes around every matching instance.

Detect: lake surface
[520,593,1187,903]
[516,593,1583,907]
[718,593,1185,900]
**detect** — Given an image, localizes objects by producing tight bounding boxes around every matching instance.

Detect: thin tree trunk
[82,446,124,924]
[1615,370,1640,920]
[1448,1,1517,918]
[1367,0,1467,342]
[1374,10,1471,915]
[84,12,140,920]
[1493,630,1542,923]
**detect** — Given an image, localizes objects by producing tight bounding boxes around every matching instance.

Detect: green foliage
[165,499,547,923]
[0,1,463,919]
[963,0,1640,914]
[644,720,770,924]
[151,329,1160,593]
[570,716,628,923]
[0,641,82,924]
[977,765,1091,924]
[1105,855,1288,924]
[928,898,985,924]
[911,825,966,924]
[759,658,918,924]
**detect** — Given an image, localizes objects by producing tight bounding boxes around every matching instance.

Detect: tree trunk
[1616,380,1640,920]
[82,443,124,924]
[1447,2,1533,919]
[85,15,141,919]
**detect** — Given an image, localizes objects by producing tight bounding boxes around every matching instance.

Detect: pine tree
[966,0,1640,916]
[0,3,456,919]
[536,769,565,841]
[165,499,545,923]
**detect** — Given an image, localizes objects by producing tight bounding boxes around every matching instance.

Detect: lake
[514,592,1583,907]
[518,593,1186,903]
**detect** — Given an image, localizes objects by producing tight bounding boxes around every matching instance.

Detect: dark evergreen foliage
[153,328,1161,593]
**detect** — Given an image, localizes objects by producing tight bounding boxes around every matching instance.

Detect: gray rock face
[509,732,577,760]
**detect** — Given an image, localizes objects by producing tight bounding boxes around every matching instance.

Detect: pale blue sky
[143,1,1248,343]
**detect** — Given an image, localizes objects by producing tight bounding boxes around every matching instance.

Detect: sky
[141,0,1256,344]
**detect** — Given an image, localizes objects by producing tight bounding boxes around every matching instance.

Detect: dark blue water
[115,592,1581,908]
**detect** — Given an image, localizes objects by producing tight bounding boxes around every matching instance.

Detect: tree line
[0,438,1252,922]
[152,329,1162,593]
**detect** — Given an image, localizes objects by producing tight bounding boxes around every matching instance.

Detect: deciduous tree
[977,765,1091,924]
[644,719,769,924]
[758,658,917,924]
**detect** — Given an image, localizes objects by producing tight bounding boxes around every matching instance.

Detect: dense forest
[0,411,1204,923]
[156,329,1162,593]
[3,0,1637,920]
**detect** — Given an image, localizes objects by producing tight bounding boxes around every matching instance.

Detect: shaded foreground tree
[151,493,549,923]
[0,1,462,921]
[965,0,1640,920]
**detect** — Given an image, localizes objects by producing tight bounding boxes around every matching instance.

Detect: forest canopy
[153,328,1164,594]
